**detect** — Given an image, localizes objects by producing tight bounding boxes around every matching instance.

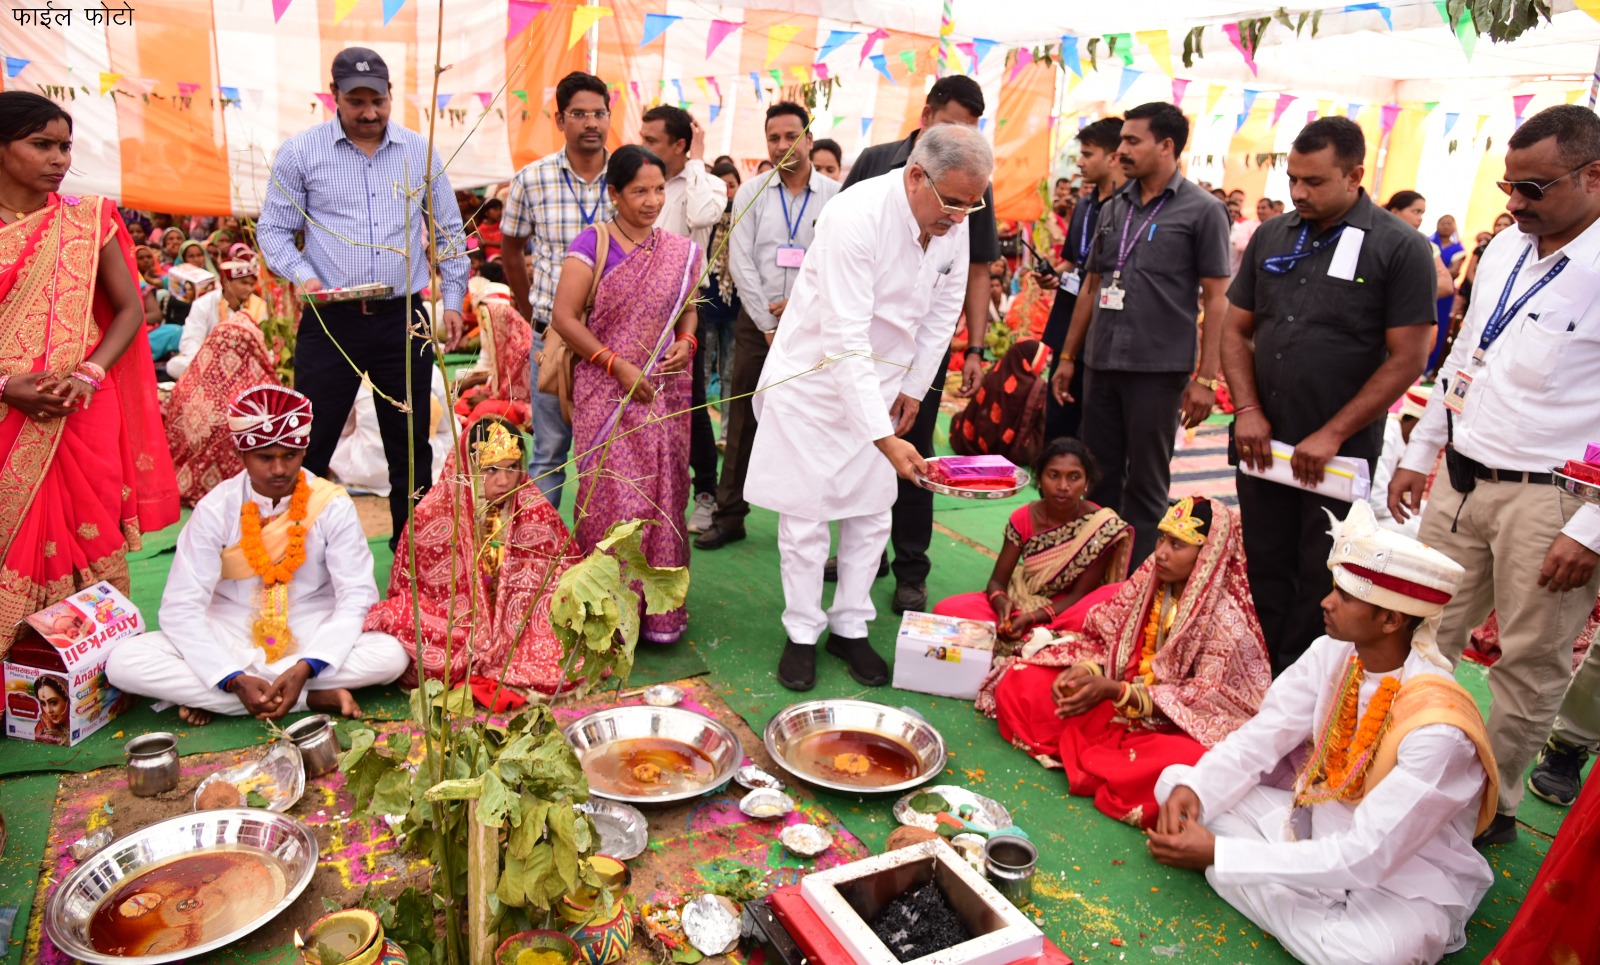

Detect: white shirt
[727,167,841,332]
[1400,219,1600,552]
[1157,636,1492,918]
[158,470,379,687]
[656,159,726,257]
[745,171,968,521]
[164,288,224,380]
[1370,417,1421,538]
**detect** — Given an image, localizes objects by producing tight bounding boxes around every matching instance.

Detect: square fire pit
[798,840,1044,965]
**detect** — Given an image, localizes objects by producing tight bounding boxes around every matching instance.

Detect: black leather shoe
[892,581,927,614]
[824,633,889,686]
[693,524,746,550]
[823,552,890,583]
[777,640,816,691]
[1528,736,1588,807]
[1472,812,1518,848]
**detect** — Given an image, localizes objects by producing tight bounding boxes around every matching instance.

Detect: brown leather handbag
[535,223,610,424]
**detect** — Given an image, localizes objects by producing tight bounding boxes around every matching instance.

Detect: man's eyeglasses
[925,177,987,216]
[1496,162,1595,201]
[563,109,610,122]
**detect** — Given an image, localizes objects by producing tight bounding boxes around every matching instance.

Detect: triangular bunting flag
[1241,88,1260,117]
[333,0,360,25]
[317,92,337,113]
[1065,70,1084,96]
[1317,99,1332,118]
[870,54,895,83]
[512,89,528,103]
[695,77,710,99]
[640,13,679,47]
[219,85,240,104]
[1205,84,1225,116]
[789,66,809,84]
[1475,114,1490,138]
[1106,33,1134,67]
[1348,102,1362,121]
[568,6,612,49]
[1511,92,1535,119]
[898,49,917,75]
[272,0,293,23]
[814,63,829,82]
[860,27,889,65]
[974,37,1000,69]
[709,104,721,124]
[1579,0,1600,22]
[706,19,742,58]
[1115,67,1141,104]
[99,73,121,96]
[861,117,873,138]
[1135,30,1173,78]
[1343,3,1393,30]
[381,0,405,25]
[708,77,722,100]
[1443,111,1460,136]
[1271,93,1297,127]
[1381,103,1402,137]
[1008,46,1033,82]
[507,0,548,41]
[477,92,494,109]
[1222,23,1258,76]
[436,93,451,111]
[769,69,782,86]
[750,72,763,101]
[1171,77,1190,107]
[979,117,989,132]
[1235,112,1249,132]
[1456,11,1477,59]
[1058,36,1081,77]
[177,82,201,98]
[4,57,30,79]
[1422,100,1439,114]
[672,79,686,104]
[1307,109,1318,126]
[818,29,857,61]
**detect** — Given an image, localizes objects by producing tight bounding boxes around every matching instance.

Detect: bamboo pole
[467,802,498,965]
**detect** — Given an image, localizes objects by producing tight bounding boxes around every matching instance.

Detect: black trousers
[710,309,770,530]
[689,329,717,498]
[1081,366,1188,567]
[887,350,952,586]
[295,299,434,544]
[1040,290,1083,443]
[1235,470,1356,675]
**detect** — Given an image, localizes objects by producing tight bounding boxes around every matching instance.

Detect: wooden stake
[467,801,498,965]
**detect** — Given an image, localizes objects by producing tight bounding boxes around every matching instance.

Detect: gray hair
[907,123,994,183]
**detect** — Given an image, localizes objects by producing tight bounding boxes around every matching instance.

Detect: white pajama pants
[105,630,409,715]
[1203,785,1460,965]
[777,510,892,645]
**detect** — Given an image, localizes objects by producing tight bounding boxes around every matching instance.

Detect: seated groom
[1148,501,1496,965]
[108,385,408,725]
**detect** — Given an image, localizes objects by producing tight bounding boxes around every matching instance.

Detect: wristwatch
[1193,376,1220,391]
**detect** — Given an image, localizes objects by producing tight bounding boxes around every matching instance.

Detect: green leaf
[520,842,557,908]
[477,768,514,828]
[548,803,578,850]
[322,897,343,912]
[338,727,377,772]
[671,949,704,964]
[425,776,485,802]
[373,769,414,817]
[908,792,950,814]
[245,790,271,808]
[386,730,413,759]
[603,521,691,616]
[497,852,528,908]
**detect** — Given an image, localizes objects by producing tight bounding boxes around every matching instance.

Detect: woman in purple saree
[551,145,701,643]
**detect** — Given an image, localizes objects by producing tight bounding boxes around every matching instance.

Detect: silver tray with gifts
[298,282,394,304]
[913,457,1031,500]
[1553,468,1600,507]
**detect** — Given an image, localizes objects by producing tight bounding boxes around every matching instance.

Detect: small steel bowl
[44,808,319,964]
[579,799,649,861]
[733,765,785,792]
[763,700,947,795]
[564,705,743,806]
[779,823,833,858]
[892,785,1013,833]
[193,741,306,812]
[738,788,795,821]
[640,684,684,707]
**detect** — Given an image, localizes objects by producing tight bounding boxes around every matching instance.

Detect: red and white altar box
[5,581,142,746]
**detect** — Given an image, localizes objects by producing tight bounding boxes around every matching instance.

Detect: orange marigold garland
[240,471,310,661]
[1294,655,1402,807]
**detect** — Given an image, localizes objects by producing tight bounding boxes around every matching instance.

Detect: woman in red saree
[934,439,1132,652]
[365,416,576,699]
[975,496,1271,828]
[1483,770,1600,965]
[551,146,699,644]
[164,256,280,506]
[453,282,533,429]
[0,93,178,659]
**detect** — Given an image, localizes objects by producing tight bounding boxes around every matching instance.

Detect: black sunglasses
[1496,162,1596,201]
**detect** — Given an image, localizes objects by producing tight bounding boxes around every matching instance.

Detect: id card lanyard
[1473,244,1568,365]
[1261,223,1347,275]
[562,169,605,227]
[777,184,812,268]
[1102,194,1169,307]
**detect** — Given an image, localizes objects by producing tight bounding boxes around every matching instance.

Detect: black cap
[331,47,389,95]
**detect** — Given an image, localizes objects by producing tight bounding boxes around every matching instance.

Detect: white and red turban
[228,384,313,451]
[1399,384,1432,422]
[1325,501,1466,668]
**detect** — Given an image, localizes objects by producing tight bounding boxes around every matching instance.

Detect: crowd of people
[2,42,1598,963]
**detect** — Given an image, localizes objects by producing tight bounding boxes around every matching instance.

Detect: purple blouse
[567,225,637,278]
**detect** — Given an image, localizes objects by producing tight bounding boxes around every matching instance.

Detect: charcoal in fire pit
[868,882,973,962]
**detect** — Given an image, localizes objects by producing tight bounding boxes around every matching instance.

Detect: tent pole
[586,0,599,76]
[1590,45,1600,110]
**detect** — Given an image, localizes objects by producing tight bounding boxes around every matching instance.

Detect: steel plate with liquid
[45,809,318,964]
[565,706,742,805]
[765,700,946,795]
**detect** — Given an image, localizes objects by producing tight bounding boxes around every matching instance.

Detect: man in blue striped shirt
[258,47,470,546]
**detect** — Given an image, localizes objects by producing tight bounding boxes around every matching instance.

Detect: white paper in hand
[1238,438,1371,503]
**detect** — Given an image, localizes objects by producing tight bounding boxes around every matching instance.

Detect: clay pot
[300,908,407,965]
[562,898,634,965]
[495,929,581,965]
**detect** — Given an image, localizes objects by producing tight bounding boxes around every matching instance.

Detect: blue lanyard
[1476,245,1568,363]
[1261,223,1346,276]
[778,185,812,243]
[562,169,605,227]
[1075,195,1101,263]
[1114,194,1168,276]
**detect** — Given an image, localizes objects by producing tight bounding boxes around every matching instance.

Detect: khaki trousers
[1553,603,1600,751]
[1420,473,1600,815]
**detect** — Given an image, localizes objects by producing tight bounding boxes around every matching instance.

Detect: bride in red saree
[975,496,1271,828]
[364,416,576,699]
[0,94,178,658]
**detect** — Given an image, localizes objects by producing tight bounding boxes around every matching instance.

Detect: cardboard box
[891,611,996,701]
[5,581,142,746]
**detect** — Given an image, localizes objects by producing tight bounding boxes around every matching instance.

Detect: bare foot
[307,688,362,719]
[177,706,213,726]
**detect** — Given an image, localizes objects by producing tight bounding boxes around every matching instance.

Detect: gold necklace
[0,196,49,222]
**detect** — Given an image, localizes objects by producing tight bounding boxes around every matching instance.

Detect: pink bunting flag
[1171,78,1190,107]
[477,92,494,109]
[1511,93,1535,120]
[1381,103,1402,137]
[859,27,889,65]
[708,77,722,100]
[506,0,549,41]
[706,19,742,58]
[1271,93,1297,127]
[316,92,337,113]
[1222,23,1258,76]
[272,0,294,23]
[813,63,829,82]
[1007,46,1033,83]
[177,82,201,98]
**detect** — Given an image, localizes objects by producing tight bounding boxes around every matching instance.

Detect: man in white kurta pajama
[1151,503,1497,965]
[108,385,408,724]
[746,125,993,690]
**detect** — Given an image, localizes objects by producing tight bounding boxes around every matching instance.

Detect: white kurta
[163,288,224,380]
[105,470,407,714]
[745,171,968,522]
[1156,636,1492,965]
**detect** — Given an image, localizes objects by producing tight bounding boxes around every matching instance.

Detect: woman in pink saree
[550,146,700,644]
[0,93,179,659]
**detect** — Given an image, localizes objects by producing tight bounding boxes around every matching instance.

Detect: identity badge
[775,245,805,269]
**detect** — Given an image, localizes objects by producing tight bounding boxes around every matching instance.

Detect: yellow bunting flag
[1316,99,1332,119]
[333,0,361,24]
[1475,114,1490,139]
[99,72,121,96]
[568,6,613,49]
[1205,84,1225,116]
[696,77,710,99]
[766,23,803,67]
[1135,30,1173,78]
[1579,0,1600,22]
[1568,89,1586,104]
[1065,70,1084,96]
[789,65,810,83]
